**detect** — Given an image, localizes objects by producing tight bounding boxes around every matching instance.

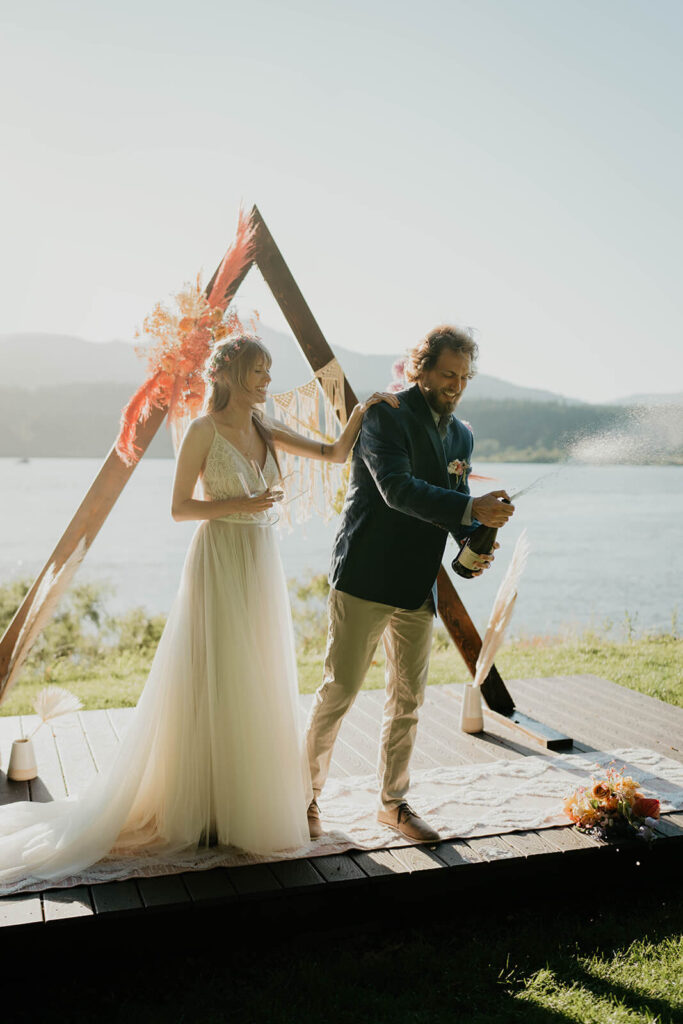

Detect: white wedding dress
[0,422,311,893]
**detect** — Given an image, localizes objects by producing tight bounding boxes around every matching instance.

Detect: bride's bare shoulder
[186,415,214,437]
[262,414,295,441]
[179,415,214,453]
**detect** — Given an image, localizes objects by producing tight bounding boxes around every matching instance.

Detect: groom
[304,325,514,842]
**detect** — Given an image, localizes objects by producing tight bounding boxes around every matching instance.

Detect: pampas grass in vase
[7,686,83,782]
[460,530,530,734]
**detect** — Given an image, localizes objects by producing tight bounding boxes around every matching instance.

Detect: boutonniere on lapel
[447,459,471,485]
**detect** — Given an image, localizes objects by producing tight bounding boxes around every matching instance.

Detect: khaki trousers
[304,588,434,810]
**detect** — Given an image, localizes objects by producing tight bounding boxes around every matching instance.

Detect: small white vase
[7,738,38,781]
[460,684,484,733]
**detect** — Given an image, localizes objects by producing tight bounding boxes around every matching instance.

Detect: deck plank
[538,825,602,852]
[90,879,144,914]
[225,863,282,895]
[312,854,367,884]
[349,849,409,876]
[497,830,559,859]
[182,868,238,902]
[0,675,680,935]
[434,839,484,866]
[462,836,520,863]
[138,874,192,908]
[425,688,537,762]
[653,814,683,839]
[50,714,99,796]
[508,677,680,756]
[525,674,678,743]
[21,712,67,802]
[106,707,135,742]
[79,709,121,772]
[268,858,325,889]
[433,684,565,759]
[0,894,44,928]
[389,845,446,872]
[567,674,683,731]
[43,885,95,922]
[417,699,515,765]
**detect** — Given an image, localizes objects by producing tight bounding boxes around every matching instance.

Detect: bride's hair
[203,335,280,471]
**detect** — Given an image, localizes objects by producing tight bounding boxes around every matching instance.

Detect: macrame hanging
[268,357,350,527]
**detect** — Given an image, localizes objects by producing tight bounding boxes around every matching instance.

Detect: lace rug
[4,748,682,894]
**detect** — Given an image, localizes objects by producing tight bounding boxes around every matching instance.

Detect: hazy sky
[1,0,681,402]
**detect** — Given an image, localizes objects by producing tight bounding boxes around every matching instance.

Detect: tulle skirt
[0,519,312,892]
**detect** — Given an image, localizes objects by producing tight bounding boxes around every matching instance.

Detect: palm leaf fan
[1,537,88,703]
[473,530,530,688]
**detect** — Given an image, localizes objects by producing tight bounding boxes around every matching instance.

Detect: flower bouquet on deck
[564,765,660,841]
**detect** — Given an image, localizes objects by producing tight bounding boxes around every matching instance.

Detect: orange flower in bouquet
[564,765,660,841]
[632,796,660,820]
[115,208,256,465]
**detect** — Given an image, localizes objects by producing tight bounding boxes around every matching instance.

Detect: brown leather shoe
[377,802,440,842]
[307,799,323,840]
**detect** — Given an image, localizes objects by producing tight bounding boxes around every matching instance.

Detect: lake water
[1,459,681,639]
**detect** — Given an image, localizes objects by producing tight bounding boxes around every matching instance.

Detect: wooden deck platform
[1,675,682,945]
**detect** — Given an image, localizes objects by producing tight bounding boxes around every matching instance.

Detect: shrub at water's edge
[0,577,680,715]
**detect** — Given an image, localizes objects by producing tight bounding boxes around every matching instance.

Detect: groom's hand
[470,541,499,576]
[471,491,515,528]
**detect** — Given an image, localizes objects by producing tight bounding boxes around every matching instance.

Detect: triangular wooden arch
[0,206,570,748]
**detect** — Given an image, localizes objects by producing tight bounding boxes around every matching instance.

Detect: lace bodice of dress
[202,423,278,522]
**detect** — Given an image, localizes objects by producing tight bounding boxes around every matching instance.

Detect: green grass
[3,628,681,716]
[287,628,683,705]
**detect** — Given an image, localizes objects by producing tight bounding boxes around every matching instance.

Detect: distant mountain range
[1,330,680,461]
[3,328,681,408]
[1,329,680,407]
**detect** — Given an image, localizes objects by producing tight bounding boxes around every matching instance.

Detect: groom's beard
[424,388,460,430]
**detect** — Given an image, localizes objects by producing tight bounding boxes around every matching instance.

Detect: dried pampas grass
[2,538,88,703]
[473,530,530,689]
[29,686,83,739]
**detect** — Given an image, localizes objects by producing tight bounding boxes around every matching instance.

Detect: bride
[0,335,397,892]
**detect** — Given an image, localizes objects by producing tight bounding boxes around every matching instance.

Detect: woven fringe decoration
[268,358,349,527]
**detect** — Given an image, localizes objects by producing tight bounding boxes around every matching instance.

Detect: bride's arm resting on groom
[268,391,400,463]
[170,393,399,522]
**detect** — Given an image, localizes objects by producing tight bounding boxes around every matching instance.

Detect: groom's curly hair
[405,325,478,383]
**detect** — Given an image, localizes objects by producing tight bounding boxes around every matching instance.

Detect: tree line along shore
[2,383,682,462]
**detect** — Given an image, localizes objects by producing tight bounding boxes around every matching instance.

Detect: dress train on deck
[0,424,311,894]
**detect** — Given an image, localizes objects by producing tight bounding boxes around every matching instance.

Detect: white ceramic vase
[460,683,484,733]
[7,738,38,781]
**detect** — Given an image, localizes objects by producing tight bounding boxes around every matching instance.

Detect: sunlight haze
[1,0,681,403]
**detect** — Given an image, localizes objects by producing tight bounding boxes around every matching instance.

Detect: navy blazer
[329,384,477,610]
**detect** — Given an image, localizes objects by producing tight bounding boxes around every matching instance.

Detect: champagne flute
[237,468,280,527]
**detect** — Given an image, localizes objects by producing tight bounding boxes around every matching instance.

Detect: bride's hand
[233,489,277,513]
[357,392,400,415]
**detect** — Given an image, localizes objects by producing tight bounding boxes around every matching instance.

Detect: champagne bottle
[451,499,510,579]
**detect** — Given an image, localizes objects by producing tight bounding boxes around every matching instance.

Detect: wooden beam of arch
[0,236,252,700]
[0,204,525,726]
